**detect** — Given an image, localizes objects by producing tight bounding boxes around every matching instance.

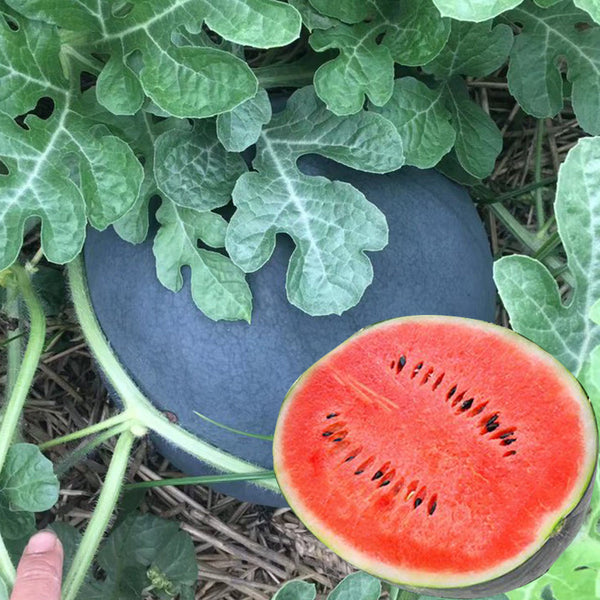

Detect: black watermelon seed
[502,438,517,445]
[372,471,384,480]
[460,398,474,411]
[500,432,514,439]
[486,422,500,432]
[447,385,457,398]
[333,437,343,442]
[379,480,391,487]
[354,469,364,475]
[344,456,355,462]
[429,501,437,515]
[485,414,499,427]
[322,431,333,437]
[326,413,338,419]
[414,498,423,508]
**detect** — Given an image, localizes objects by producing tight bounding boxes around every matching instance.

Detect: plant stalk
[5,283,23,404]
[62,430,136,600]
[0,265,45,473]
[489,204,575,287]
[55,421,134,477]
[40,411,133,450]
[0,535,15,590]
[124,470,275,490]
[534,119,546,228]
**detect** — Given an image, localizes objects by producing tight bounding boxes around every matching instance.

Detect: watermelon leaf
[226,86,404,316]
[431,0,523,22]
[307,0,450,115]
[574,0,600,24]
[369,78,456,169]
[5,0,301,118]
[0,444,58,512]
[372,77,501,177]
[78,512,198,600]
[494,136,600,389]
[217,88,273,152]
[506,1,600,135]
[0,11,143,271]
[328,572,381,600]
[423,20,514,79]
[271,580,316,600]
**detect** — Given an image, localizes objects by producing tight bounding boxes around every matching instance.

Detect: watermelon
[273,316,598,597]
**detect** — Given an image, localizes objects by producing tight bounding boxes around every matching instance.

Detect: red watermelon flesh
[273,316,598,595]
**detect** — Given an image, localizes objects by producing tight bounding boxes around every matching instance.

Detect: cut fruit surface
[273,316,598,596]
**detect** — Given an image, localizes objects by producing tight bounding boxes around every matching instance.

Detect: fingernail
[25,530,58,554]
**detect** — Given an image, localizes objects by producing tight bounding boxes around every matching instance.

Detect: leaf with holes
[225,86,404,316]
[308,0,450,115]
[0,444,58,512]
[423,20,514,79]
[6,0,301,118]
[370,78,455,169]
[506,0,600,134]
[432,0,523,21]
[0,12,143,270]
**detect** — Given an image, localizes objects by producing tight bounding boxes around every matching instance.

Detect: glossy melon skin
[273,316,598,597]
[83,165,496,506]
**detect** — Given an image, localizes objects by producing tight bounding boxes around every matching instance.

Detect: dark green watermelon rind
[273,315,599,598]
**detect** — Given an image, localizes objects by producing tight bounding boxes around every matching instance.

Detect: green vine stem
[124,470,275,491]
[62,430,136,600]
[0,534,15,590]
[534,119,546,228]
[0,264,45,473]
[39,411,133,450]
[5,282,22,405]
[67,256,280,493]
[55,421,133,477]
[489,203,575,288]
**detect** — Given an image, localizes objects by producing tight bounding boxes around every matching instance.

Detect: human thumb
[10,530,63,600]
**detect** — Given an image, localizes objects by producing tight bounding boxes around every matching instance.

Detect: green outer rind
[273,315,599,597]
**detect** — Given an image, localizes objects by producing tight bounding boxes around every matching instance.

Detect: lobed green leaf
[226,86,404,316]
[507,1,600,135]
[0,13,143,270]
[216,88,272,153]
[7,0,301,118]
[423,20,514,78]
[432,0,523,22]
[370,77,455,169]
[308,0,449,115]
[494,136,600,386]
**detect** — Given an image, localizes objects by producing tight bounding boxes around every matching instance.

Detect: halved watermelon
[273,316,598,598]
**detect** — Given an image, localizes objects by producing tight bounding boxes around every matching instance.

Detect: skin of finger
[10,535,64,600]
